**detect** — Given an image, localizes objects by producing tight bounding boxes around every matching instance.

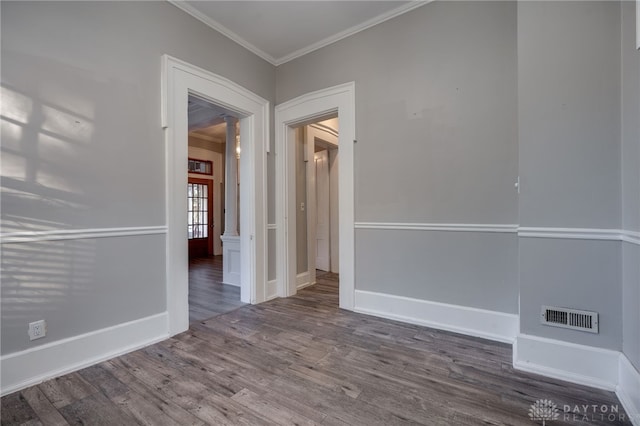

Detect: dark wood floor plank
[1,392,40,425]
[1,272,632,425]
[20,387,69,426]
[110,390,183,426]
[37,373,98,410]
[57,392,138,426]
[77,365,129,400]
[100,360,206,426]
[230,388,316,426]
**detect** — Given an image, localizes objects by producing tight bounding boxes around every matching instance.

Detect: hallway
[189,256,246,323]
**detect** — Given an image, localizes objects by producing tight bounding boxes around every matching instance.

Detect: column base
[220,235,241,287]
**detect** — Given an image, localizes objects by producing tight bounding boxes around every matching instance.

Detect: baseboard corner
[513,334,619,391]
[616,353,640,426]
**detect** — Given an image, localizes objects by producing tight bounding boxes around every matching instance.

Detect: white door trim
[275,82,355,310]
[162,55,269,336]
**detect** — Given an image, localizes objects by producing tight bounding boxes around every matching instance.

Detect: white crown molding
[513,334,620,391]
[354,222,518,233]
[617,354,640,426]
[275,1,432,66]
[168,0,278,65]
[0,312,168,397]
[168,1,431,66]
[0,226,167,244]
[354,290,518,344]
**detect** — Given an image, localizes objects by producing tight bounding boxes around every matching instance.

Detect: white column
[223,116,238,237]
[221,116,241,287]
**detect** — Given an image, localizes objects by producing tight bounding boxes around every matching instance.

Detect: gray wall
[1,236,166,353]
[517,1,622,350]
[519,238,622,349]
[518,2,621,230]
[1,1,275,355]
[357,230,518,313]
[276,1,519,314]
[621,1,640,370]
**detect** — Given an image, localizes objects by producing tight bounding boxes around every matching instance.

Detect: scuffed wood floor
[1,274,631,425]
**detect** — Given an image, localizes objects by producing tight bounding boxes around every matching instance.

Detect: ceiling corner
[168,0,432,67]
[274,0,432,66]
[168,0,278,66]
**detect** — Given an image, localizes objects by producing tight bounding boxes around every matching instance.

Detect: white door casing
[275,82,355,310]
[162,55,269,336]
[315,150,330,271]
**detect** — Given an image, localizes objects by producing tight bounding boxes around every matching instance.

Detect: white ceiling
[169,1,427,65]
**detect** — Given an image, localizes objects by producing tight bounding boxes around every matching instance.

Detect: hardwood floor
[1,274,631,425]
[189,256,246,324]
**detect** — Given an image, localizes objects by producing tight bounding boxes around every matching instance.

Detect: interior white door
[315,150,330,271]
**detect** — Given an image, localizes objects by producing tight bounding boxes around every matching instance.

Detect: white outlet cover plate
[28,320,46,340]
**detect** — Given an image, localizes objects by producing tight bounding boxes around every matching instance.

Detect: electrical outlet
[28,320,46,341]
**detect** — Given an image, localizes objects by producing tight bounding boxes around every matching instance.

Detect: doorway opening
[275,82,355,310]
[292,117,340,291]
[187,95,245,323]
[163,55,269,336]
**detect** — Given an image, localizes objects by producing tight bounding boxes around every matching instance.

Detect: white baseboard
[513,334,619,391]
[617,354,640,426]
[266,279,278,301]
[0,312,169,397]
[353,290,518,344]
[297,271,312,290]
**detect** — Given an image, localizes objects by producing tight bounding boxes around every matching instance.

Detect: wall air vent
[541,306,599,334]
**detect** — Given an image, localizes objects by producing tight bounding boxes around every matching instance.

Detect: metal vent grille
[541,306,598,334]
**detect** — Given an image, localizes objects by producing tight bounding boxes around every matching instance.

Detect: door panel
[315,150,330,271]
[188,178,213,259]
